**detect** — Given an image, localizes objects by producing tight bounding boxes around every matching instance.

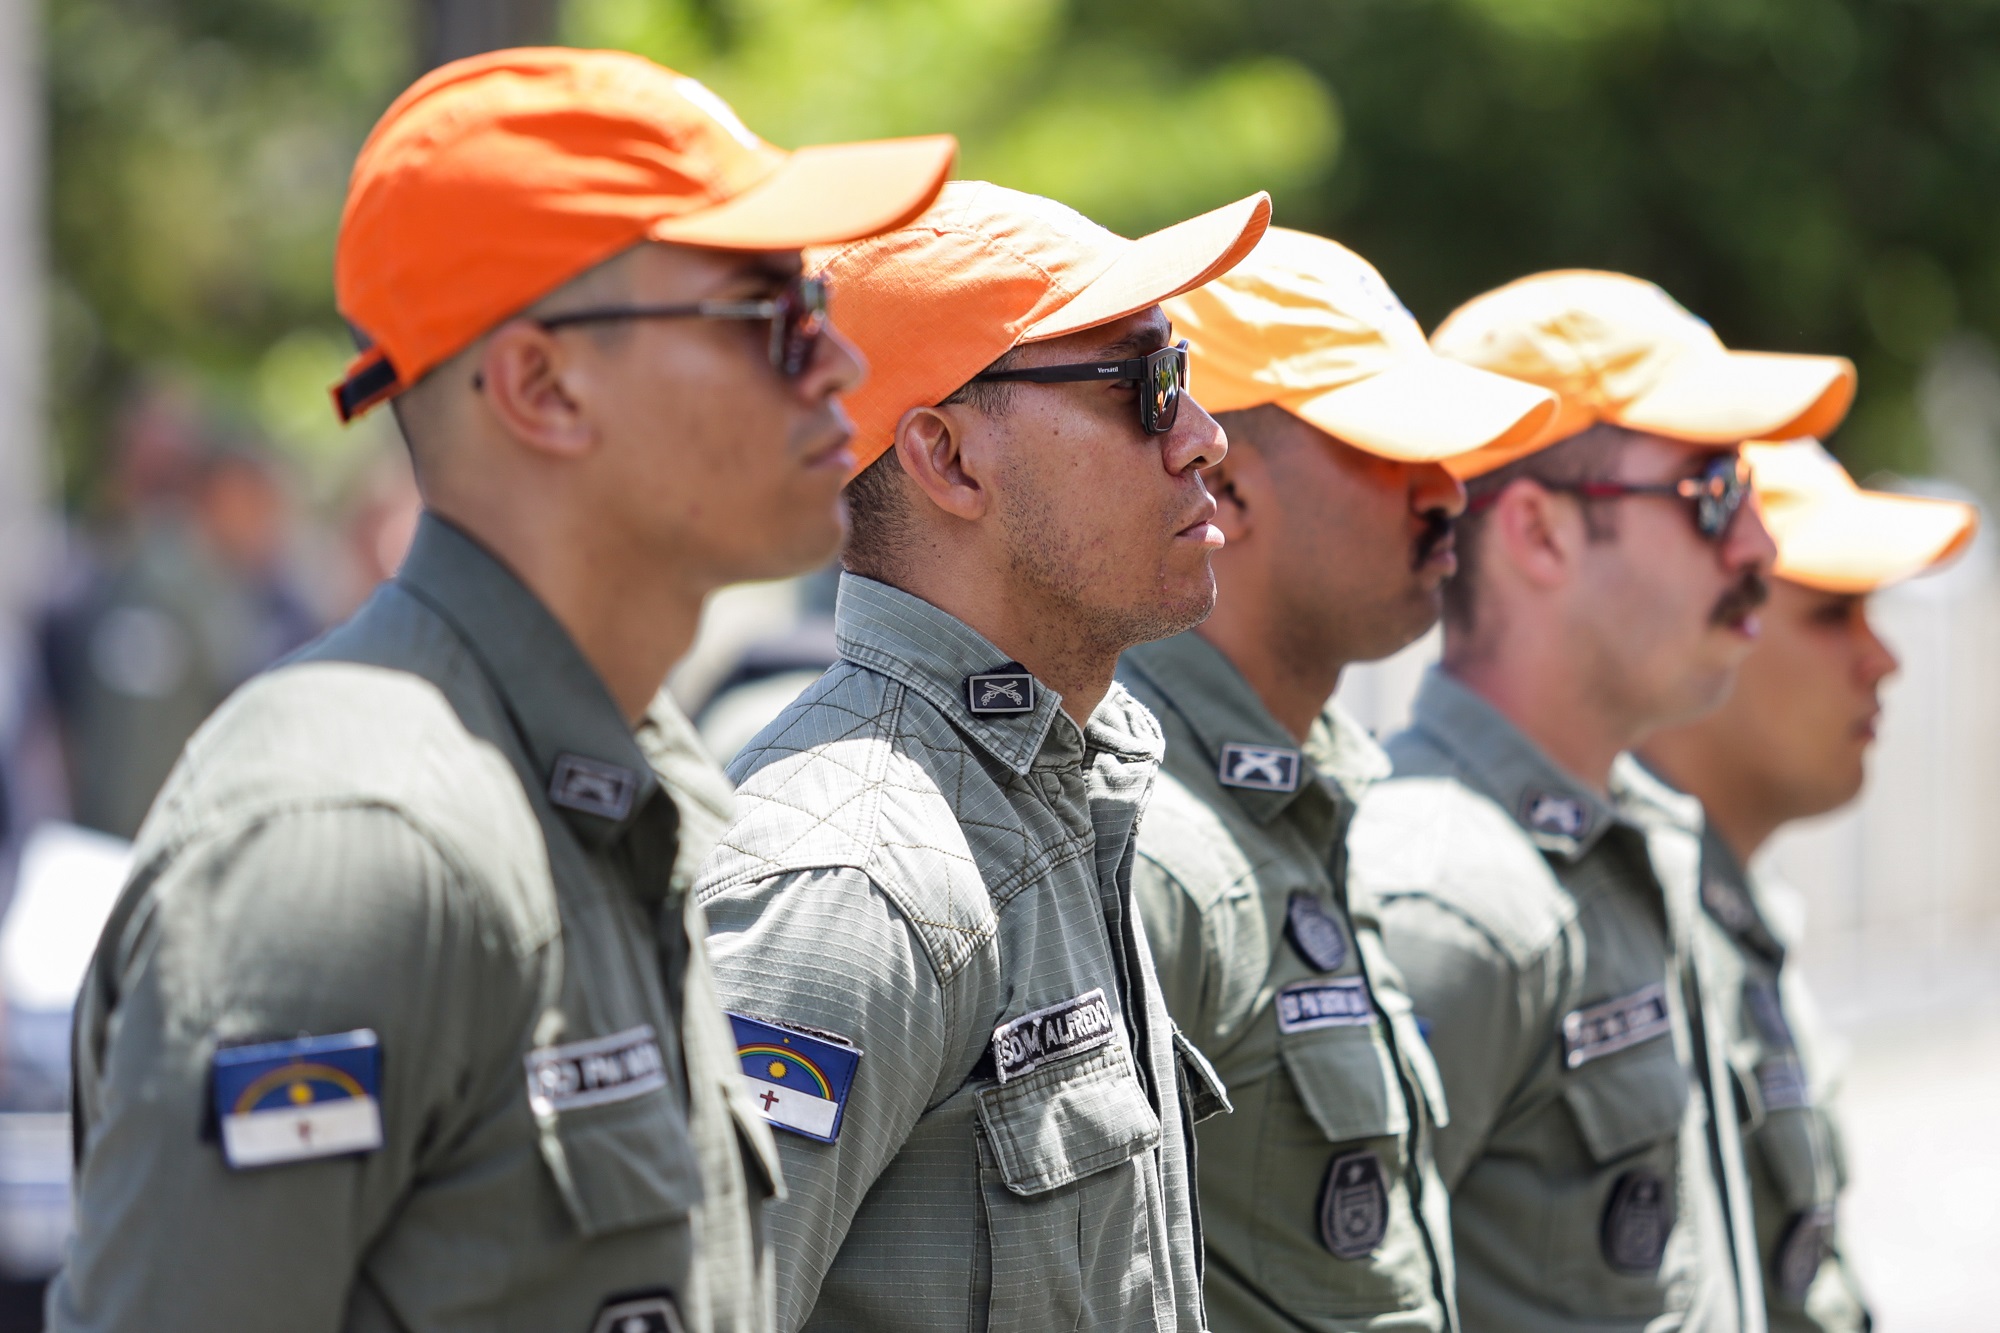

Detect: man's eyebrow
[1092,322,1172,360]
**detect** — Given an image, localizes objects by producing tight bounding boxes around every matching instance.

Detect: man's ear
[1491,479,1580,590]
[892,404,989,522]
[475,318,597,461]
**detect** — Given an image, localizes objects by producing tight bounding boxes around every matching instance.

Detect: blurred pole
[416,0,560,70]
[0,0,49,711]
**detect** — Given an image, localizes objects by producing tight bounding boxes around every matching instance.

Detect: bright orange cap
[1745,439,1978,593]
[331,47,956,422]
[1163,228,1558,463]
[1432,270,1856,478]
[809,180,1272,475]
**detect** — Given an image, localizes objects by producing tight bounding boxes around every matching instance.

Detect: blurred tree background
[47,0,2000,511]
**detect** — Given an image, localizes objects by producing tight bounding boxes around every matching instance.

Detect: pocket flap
[976,1041,1162,1196]
[1280,1020,1407,1145]
[537,1090,702,1238]
[1173,1029,1232,1124]
[1561,1041,1689,1164]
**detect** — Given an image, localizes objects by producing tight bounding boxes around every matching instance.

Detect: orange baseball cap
[331,47,956,422]
[1432,270,1856,477]
[1745,439,1978,593]
[809,180,1271,475]
[1162,227,1558,463]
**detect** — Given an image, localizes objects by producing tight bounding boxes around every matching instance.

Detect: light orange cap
[1745,439,1978,593]
[1432,270,1856,478]
[1162,227,1558,463]
[331,47,956,422]
[809,180,1271,475]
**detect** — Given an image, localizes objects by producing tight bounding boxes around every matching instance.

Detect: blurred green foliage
[48,0,2000,501]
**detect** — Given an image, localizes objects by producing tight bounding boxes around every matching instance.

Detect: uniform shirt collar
[834,573,1159,776]
[1121,630,1390,827]
[396,514,662,847]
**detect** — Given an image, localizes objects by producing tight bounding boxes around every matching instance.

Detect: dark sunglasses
[971,340,1190,436]
[1468,452,1752,541]
[536,273,830,378]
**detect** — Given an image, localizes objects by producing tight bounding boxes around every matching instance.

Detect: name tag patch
[1757,1057,1811,1112]
[549,753,639,821]
[965,666,1036,715]
[1562,983,1672,1069]
[730,1013,861,1143]
[1276,978,1372,1034]
[992,988,1115,1083]
[1218,741,1300,793]
[525,1026,667,1115]
[212,1029,384,1169]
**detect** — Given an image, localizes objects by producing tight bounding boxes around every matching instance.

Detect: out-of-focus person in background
[38,387,318,839]
[1118,227,1557,1333]
[1639,439,1977,1333]
[49,47,955,1333]
[698,179,1267,1332]
[1352,271,1856,1333]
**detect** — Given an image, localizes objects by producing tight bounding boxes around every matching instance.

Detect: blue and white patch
[965,666,1036,715]
[1561,983,1672,1069]
[211,1029,384,1169]
[1757,1057,1811,1112]
[1218,742,1300,793]
[525,1026,668,1115]
[1523,790,1588,839]
[731,1013,862,1143]
[549,754,639,821]
[1285,891,1349,972]
[1276,978,1373,1034]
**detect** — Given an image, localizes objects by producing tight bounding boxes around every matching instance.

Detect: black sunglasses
[971,340,1190,436]
[1469,452,1752,541]
[536,273,830,378]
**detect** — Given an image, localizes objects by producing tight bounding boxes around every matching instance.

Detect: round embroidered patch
[1286,891,1349,973]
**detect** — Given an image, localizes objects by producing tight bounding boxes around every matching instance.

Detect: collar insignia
[549,753,639,821]
[965,665,1037,715]
[1218,741,1300,793]
[1522,790,1587,839]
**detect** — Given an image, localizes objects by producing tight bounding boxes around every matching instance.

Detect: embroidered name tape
[1561,982,1672,1069]
[1285,891,1349,972]
[965,665,1036,715]
[525,1025,667,1115]
[992,988,1116,1082]
[549,753,639,821]
[211,1029,384,1170]
[1523,790,1588,839]
[1218,741,1300,793]
[591,1292,685,1333]
[1276,978,1372,1034]
[1757,1057,1811,1112]
[730,1012,862,1143]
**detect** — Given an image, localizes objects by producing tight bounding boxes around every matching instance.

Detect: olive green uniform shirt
[697,575,1210,1333]
[51,516,779,1333]
[1352,669,1758,1333]
[1120,632,1456,1333]
[1695,831,1870,1333]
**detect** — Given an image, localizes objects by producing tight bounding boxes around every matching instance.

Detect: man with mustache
[1351,271,1856,1333]
[695,181,1268,1331]
[51,49,954,1333]
[1115,228,1558,1332]
[1641,440,1975,1333]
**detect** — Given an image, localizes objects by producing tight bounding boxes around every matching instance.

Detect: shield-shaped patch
[1318,1150,1388,1259]
[1773,1206,1834,1302]
[1600,1169,1673,1274]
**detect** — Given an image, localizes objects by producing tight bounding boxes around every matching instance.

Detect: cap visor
[1021,193,1272,342]
[1621,350,1856,445]
[1774,490,1979,593]
[650,134,956,251]
[1284,355,1559,464]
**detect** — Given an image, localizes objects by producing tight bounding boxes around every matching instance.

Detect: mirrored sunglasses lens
[776,280,828,377]
[1150,349,1181,434]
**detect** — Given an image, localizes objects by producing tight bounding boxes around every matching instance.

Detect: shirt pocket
[1253,1018,1434,1318]
[535,1087,703,1238]
[974,1040,1164,1333]
[1549,1038,1691,1317]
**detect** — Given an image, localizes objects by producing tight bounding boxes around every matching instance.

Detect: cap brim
[1621,349,1856,445]
[1282,355,1560,464]
[1771,489,1978,593]
[650,134,957,250]
[1021,193,1272,342]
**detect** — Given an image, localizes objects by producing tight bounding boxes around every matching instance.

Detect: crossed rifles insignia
[1217,741,1301,793]
[965,666,1038,715]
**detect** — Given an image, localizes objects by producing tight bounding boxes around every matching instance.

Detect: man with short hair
[1641,439,1975,1333]
[52,48,954,1333]
[1116,227,1559,1333]
[1353,271,1856,1333]
[696,181,1270,1331]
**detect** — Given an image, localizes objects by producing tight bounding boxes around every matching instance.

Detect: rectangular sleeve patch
[211,1029,384,1169]
[730,1013,862,1144]
[1276,978,1373,1034]
[1561,982,1673,1069]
